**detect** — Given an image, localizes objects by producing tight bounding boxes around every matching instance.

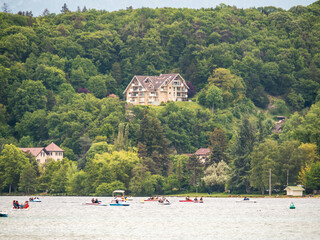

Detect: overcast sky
[0,0,317,16]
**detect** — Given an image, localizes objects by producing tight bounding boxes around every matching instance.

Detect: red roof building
[20,142,64,165]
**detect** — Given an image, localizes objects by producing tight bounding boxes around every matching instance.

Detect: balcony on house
[172,81,181,86]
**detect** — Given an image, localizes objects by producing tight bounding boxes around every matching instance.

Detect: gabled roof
[285,186,305,191]
[195,148,211,155]
[45,142,64,152]
[123,73,188,94]
[20,148,44,157]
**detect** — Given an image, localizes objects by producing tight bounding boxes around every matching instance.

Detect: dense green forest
[1,2,320,196]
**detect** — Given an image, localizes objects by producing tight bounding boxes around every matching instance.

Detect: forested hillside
[1,2,320,195]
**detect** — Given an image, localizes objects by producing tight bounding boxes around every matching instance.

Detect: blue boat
[0,211,8,217]
[110,202,130,206]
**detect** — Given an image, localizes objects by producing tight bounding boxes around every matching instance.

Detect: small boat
[29,198,41,202]
[12,207,30,211]
[143,199,159,202]
[179,199,194,202]
[0,211,8,217]
[110,200,130,206]
[236,199,257,203]
[159,201,171,205]
[110,190,130,206]
[84,202,107,206]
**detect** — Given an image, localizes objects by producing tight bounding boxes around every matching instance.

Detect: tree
[208,68,245,107]
[61,3,69,14]
[249,140,279,194]
[96,180,125,196]
[208,128,228,165]
[19,162,37,194]
[138,111,171,174]
[229,117,256,193]
[8,80,47,122]
[67,170,87,195]
[305,162,320,191]
[0,144,28,193]
[42,8,50,16]
[203,161,230,192]
[206,85,223,112]
[87,75,107,98]
[1,3,10,13]
[187,154,203,186]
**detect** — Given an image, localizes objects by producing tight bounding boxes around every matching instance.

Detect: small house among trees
[285,186,305,196]
[123,73,189,105]
[20,142,64,165]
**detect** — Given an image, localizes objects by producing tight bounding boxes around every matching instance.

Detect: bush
[95,181,125,196]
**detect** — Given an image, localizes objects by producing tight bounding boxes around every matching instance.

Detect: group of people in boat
[91,198,99,203]
[243,197,250,200]
[158,197,170,203]
[147,196,159,200]
[193,196,203,202]
[29,197,39,201]
[13,200,29,209]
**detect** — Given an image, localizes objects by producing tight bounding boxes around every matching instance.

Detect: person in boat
[243,197,249,200]
[23,201,29,209]
[13,200,19,209]
[200,197,203,201]
[115,199,119,204]
[194,196,198,202]
[95,198,99,203]
[165,198,169,203]
[91,198,95,203]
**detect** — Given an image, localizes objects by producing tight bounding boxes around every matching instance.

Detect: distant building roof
[285,186,305,191]
[20,148,44,157]
[195,148,211,156]
[45,142,64,152]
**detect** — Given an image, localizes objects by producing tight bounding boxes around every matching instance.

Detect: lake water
[0,196,319,239]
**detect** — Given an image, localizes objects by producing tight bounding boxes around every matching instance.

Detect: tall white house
[123,73,189,105]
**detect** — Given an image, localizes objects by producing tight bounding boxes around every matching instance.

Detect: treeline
[0,2,320,195]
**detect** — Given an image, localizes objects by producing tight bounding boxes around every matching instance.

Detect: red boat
[179,199,194,202]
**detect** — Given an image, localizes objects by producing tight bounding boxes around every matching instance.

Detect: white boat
[111,190,130,206]
[84,202,107,206]
[29,198,41,202]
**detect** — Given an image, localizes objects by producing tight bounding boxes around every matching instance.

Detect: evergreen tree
[229,117,256,193]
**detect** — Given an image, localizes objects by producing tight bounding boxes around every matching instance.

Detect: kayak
[179,200,194,202]
[110,203,130,206]
[194,200,204,203]
[0,211,8,217]
[30,199,41,202]
[159,202,171,205]
[84,202,107,206]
